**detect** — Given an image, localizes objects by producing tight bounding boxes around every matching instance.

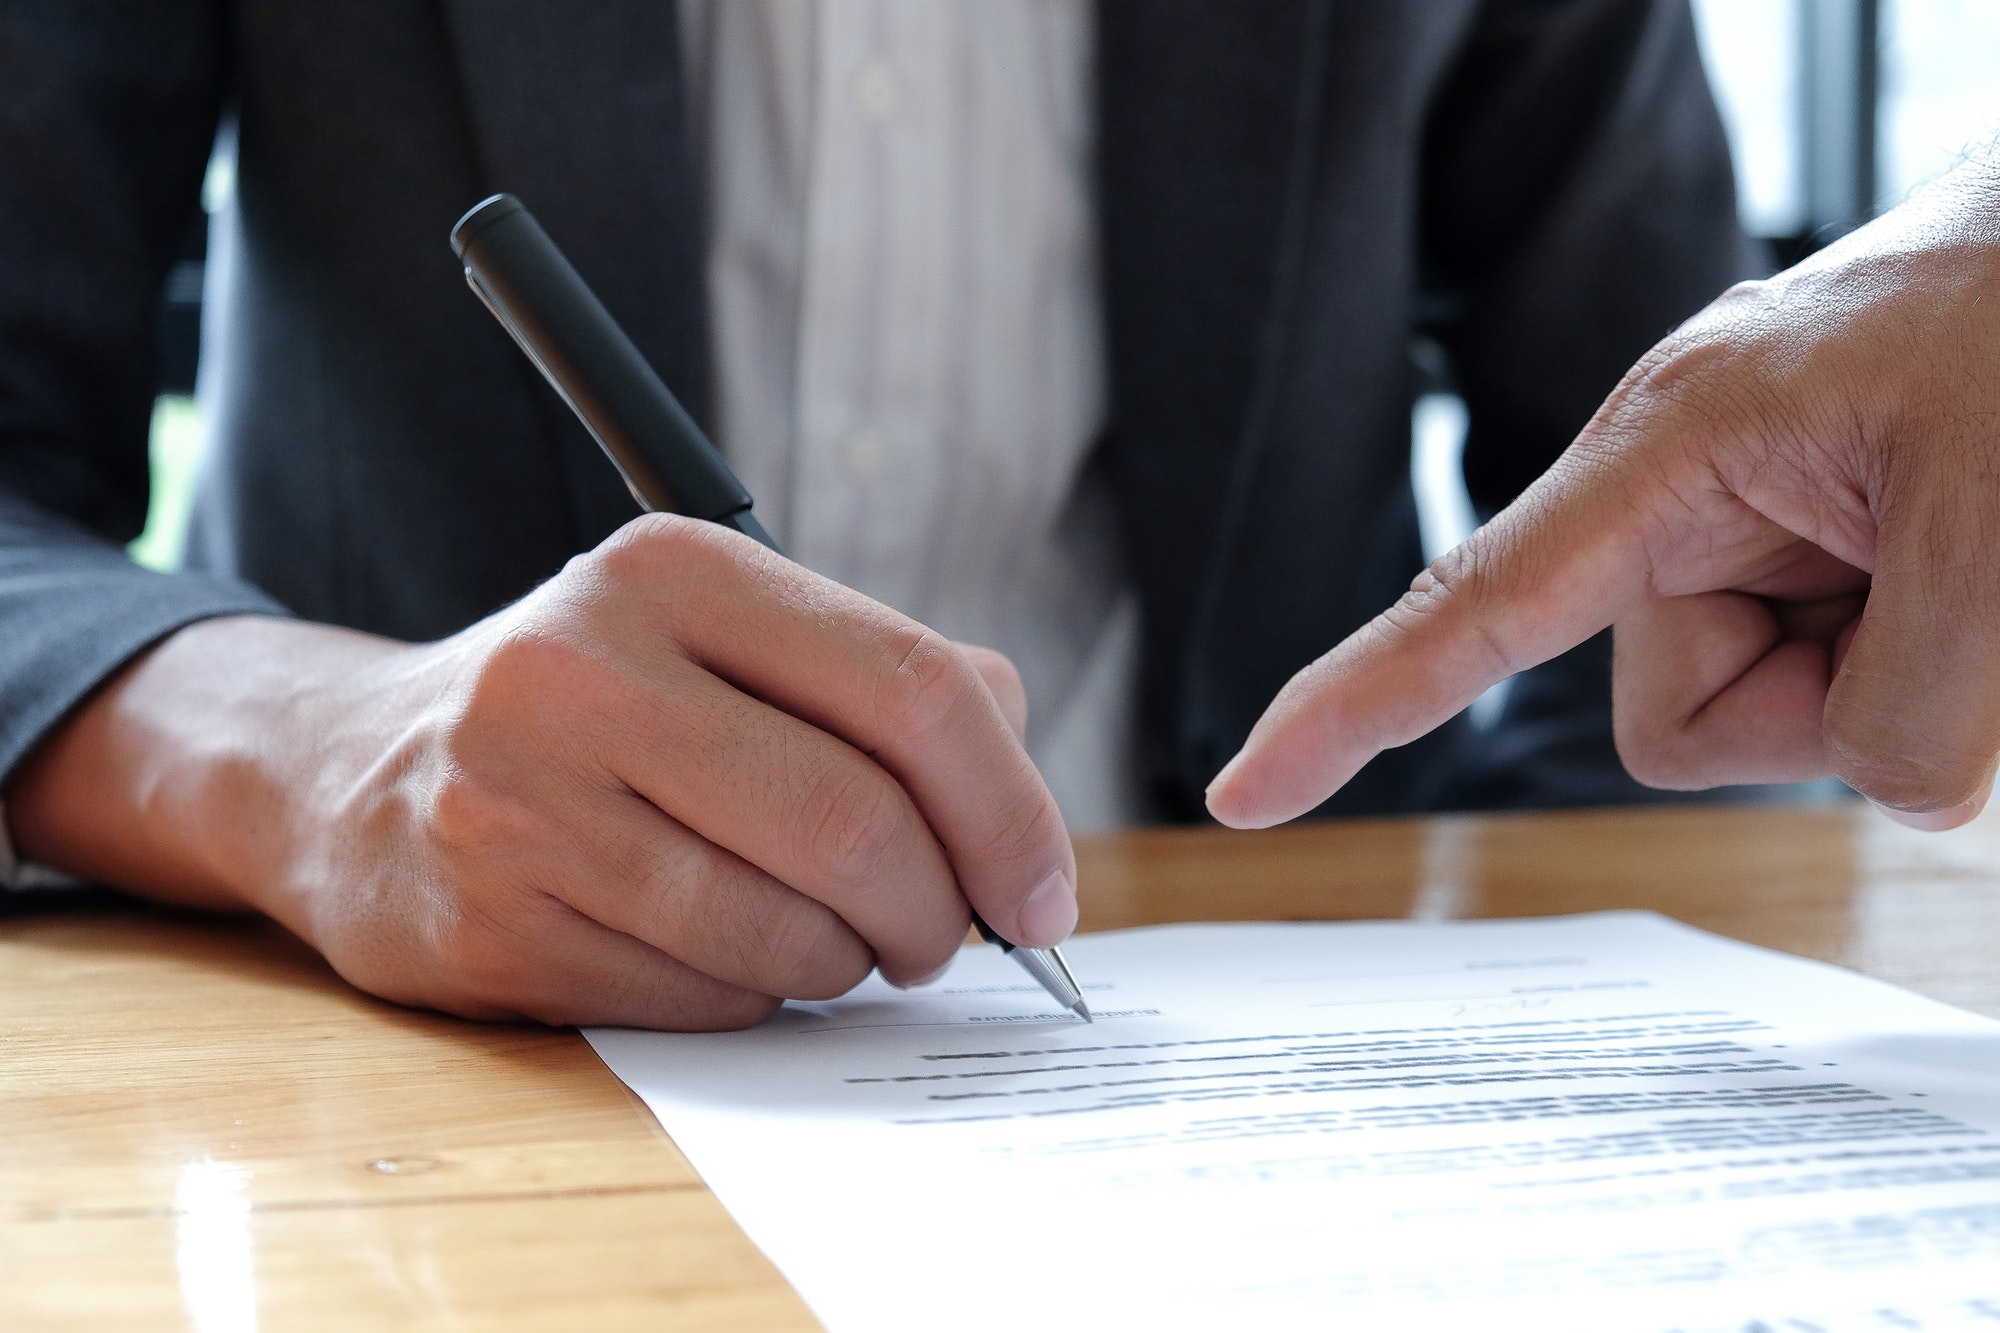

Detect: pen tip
[1073,999,1094,1024]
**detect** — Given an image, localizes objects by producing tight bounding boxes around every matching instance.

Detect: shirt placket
[791,0,952,607]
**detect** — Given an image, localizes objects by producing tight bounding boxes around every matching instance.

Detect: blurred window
[1879,0,2000,207]
[1693,0,2000,258]
[1691,0,1805,238]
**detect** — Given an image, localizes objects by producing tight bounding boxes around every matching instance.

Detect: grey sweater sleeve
[0,8,290,787]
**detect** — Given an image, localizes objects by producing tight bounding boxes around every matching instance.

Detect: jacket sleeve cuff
[0,569,292,784]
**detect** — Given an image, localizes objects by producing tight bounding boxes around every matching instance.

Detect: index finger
[607,517,1078,949]
[1203,466,1655,829]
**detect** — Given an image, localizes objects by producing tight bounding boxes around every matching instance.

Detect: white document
[586,913,2000,1332]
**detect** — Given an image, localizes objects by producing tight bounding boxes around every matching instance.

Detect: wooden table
[6,801,2000,1329]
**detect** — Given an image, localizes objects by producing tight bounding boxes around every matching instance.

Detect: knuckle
[1709,276,1769,313]
[473,624,600,712]
[1615,732,1705,792]
[875,629,981,742]
[797,761,910,886]
[1605,307,1793,462]
[1620,321,1732,407]
[459,624,638,774]
[1611,666,1736,792]
[426,768,537,861]
[571,511,767,612]
[751,909,829,985]
[1389,561,1518,685]
[754,910,870,1000]
[973,784,1067,872]
[590,511,715,582]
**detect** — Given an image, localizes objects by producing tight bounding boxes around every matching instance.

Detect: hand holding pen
[3,197,1083,1038]
[451,194,1091,1022]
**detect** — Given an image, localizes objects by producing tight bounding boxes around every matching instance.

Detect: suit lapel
[1096,0,1324,575]
[439,0,708,546]
[1096,0,1328,760]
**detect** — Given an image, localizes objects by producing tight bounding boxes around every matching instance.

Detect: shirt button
[841,427,889,481]
[853,62,900,120]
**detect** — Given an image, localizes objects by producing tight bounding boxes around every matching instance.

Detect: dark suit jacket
[0,1,1750,820]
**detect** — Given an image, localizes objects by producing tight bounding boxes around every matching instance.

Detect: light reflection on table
[174,1159,255,1333]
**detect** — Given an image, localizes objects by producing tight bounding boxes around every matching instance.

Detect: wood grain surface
[5,801,1997,1328]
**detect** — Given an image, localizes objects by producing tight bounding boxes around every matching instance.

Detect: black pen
[450,193,1091,1023]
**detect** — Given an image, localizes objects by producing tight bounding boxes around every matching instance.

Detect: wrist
[7,615,408,914]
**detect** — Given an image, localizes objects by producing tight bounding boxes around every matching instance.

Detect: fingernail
[1872,798,1979,832]
[1017,869,1078,948]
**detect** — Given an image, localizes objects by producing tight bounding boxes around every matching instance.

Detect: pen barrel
[450,193,756,532]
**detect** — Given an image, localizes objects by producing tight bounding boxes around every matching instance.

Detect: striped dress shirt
[680,0,1145,831]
